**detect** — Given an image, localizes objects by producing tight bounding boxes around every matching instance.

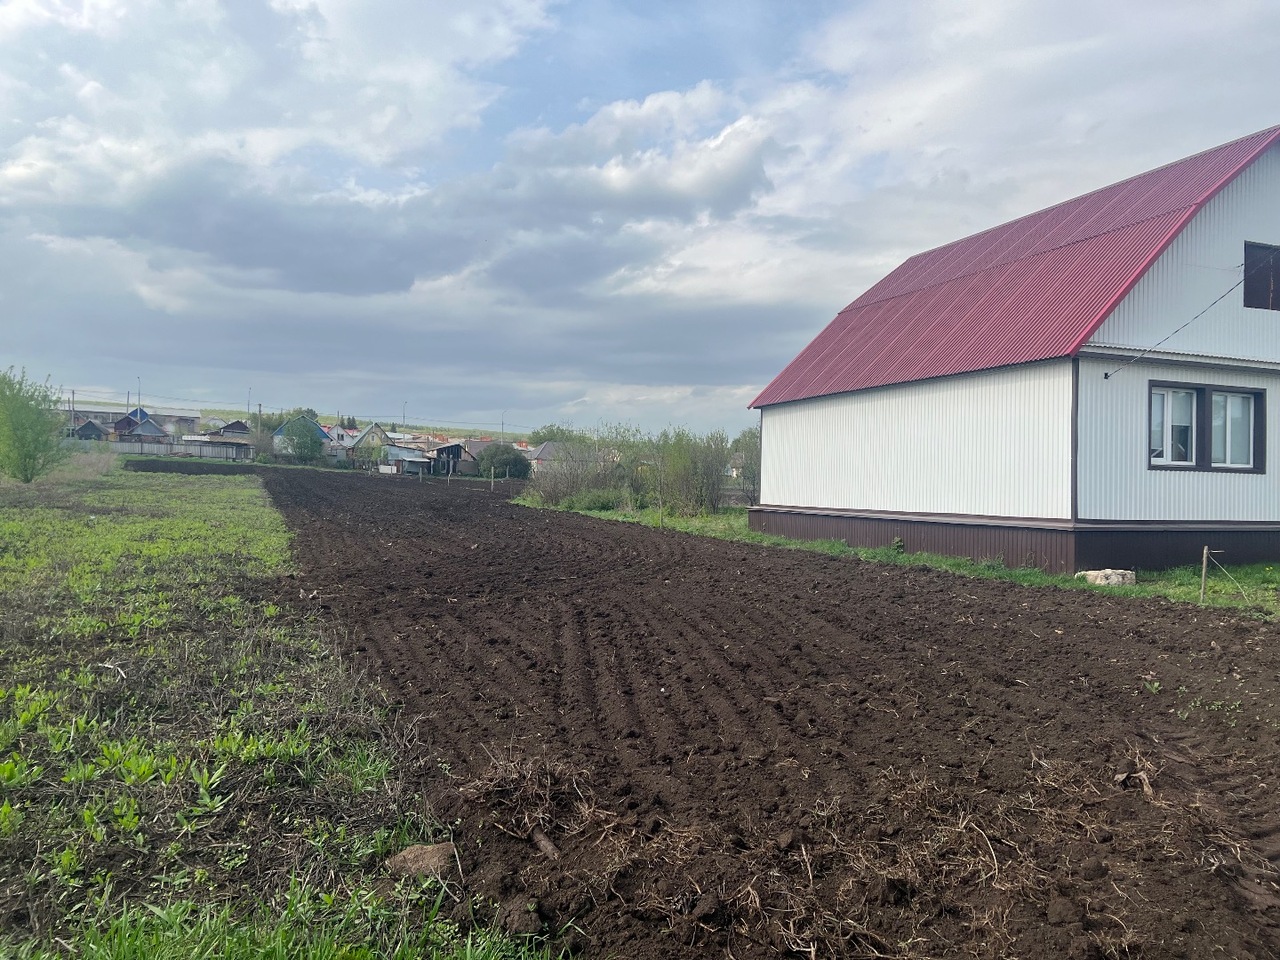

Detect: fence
[110,438,255,461]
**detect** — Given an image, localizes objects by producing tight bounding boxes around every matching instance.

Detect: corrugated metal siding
[1076,528,1280,571]
[1088,147,1280,363]
[747,510,1280,573]
[748,509,1076,572]
[753,127,1280,408]
[760,360,1072,518]
[1075,357,1280,521]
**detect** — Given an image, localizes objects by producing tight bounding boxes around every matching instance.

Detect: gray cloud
[5,0,1280,433]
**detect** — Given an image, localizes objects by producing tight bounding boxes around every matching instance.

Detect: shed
[751,125,1280,573]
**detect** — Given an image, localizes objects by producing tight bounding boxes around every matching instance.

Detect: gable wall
[1089,144,1280,362]
[760,360,1072,519]
[1076,357,1280,521]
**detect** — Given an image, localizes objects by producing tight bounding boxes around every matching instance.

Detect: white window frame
[1149,386,1196,466]
[1210,391,1255,469]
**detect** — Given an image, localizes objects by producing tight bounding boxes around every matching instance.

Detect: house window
[1149,382,1265,472]
[1245,242,1280,311]
[1149,387,1195,464]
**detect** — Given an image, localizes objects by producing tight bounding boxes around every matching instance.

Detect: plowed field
[230,467,1280,958]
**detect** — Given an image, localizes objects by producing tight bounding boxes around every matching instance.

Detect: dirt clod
[385,842,457,879]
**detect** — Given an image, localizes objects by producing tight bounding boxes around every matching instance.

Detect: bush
[0,368,68,483]
[476,443,531,480]
[564,488,625,511]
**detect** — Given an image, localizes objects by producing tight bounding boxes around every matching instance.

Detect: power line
[1103,247,1277,379]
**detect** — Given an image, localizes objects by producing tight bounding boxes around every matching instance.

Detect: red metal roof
[752,125,1280,408]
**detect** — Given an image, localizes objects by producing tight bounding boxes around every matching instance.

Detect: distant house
[272,416,331,454]
[751,125,1280,573]
[124,418,168,438]
[324,424,358,448]
[125,406,199,435]
[74,420,106,442]
[431,442,473,475]
[216,419,251,437]
[526,441,569,473]
[349,422,391,462]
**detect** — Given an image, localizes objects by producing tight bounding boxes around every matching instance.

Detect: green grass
[525,499,1280,617]
[0,454,558,959]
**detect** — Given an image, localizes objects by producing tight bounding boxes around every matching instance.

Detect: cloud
[5,0,1280,433]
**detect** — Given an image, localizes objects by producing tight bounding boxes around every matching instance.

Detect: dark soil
[237,467,1280,958]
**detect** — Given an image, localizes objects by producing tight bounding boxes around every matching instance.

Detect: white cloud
[5,0,1280,432]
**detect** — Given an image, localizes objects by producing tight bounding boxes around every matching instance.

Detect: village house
[751,125,1280,573]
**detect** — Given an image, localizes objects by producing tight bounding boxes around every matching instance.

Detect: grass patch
[521,498,1280,617]
[0,455,558,959]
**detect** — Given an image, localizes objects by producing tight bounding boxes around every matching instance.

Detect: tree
[529,422,581,444]
[0,368,68,483]
[477,442,531,480]
[731,425,761,506]
[282,418,325,465]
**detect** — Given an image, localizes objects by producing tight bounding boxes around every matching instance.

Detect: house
[125,406,200,435]
[526,441,569,473]
[215,419,251,437]
[73,420,106,441]
[111,415,139,437]
[323,424,358,448]
[750,125,1280,573]
[122,418,169,439]
[272,416,331,454]
[350,422,391,461]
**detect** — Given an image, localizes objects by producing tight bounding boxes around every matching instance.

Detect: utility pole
[137,377,141,417]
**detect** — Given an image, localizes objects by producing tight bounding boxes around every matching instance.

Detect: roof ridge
[901,124,1280,264]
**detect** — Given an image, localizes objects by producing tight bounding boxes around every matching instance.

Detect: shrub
[564,488,625,511]
[0,368,68,483]
[476,443,531,480]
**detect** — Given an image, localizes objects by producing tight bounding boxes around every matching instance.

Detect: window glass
[1229,394,1253,466]
[1170,390,1194,463]
[1211,394,1226,463]
[1149,391,1165,460]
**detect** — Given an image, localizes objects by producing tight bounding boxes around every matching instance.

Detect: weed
[0,798,23,836]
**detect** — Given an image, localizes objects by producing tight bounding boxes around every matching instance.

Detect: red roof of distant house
[751,125,1280,408]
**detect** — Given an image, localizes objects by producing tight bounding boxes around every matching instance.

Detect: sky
[3,0,1279,436]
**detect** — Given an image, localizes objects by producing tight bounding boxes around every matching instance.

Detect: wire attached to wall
[1102,245,1278,379]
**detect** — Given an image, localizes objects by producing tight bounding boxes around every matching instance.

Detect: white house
[751,125,1280,573]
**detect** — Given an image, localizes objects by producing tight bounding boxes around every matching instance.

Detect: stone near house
[384,842,457,879]
[1074,569,1136,586]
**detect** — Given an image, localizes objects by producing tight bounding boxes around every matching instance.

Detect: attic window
[1244,242,1280,311]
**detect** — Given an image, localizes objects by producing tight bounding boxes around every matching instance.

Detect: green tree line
[524,421,760,515]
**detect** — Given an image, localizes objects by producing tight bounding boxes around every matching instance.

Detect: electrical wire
[1103,246,1278,379]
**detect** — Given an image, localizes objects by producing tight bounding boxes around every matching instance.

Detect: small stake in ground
[1201,545,1210,603]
